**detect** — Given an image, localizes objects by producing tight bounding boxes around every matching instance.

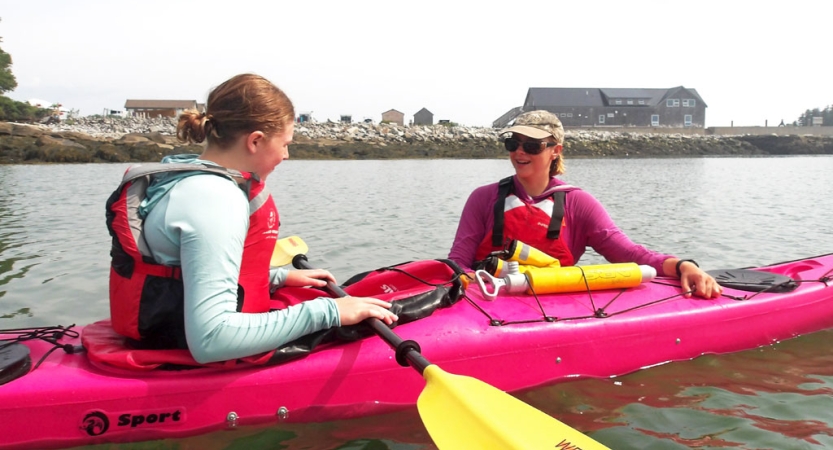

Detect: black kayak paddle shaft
[292,254,431,374]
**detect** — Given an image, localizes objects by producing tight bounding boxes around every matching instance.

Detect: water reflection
[0,164,120,324]
[524,328,833,449]
[0,166,38,304]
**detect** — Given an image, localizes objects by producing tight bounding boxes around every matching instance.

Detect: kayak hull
[2,254,832,449]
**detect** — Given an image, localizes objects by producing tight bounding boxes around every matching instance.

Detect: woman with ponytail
[107,74,396,364]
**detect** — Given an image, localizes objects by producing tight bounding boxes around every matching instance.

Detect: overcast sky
[2,0,831,127]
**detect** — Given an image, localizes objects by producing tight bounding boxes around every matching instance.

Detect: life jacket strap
[492,176,514,247]
[134,261,182,279]
[547,191,566,239]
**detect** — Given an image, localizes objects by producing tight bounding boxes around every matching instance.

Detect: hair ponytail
[176,73,294,149]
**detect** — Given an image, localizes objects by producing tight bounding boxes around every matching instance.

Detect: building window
[638,100,645,105]
[599,115,605,124]
[615,99,622,105]
[682,99,697,107]
[666,99,680,107]
[607,113,614,117]
[684,115,692,126]
[567,113,573,118]
[651,115,659,126]
[560,113,566,117]
[627,100,634,105]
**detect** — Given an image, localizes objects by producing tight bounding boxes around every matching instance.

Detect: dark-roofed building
[494,86,706,128]
[124,100,203,118]
[413,108,433,126]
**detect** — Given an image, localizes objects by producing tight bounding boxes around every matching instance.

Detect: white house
[27,99,72,120]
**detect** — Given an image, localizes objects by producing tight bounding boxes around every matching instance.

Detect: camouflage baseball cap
[500,110,564,144]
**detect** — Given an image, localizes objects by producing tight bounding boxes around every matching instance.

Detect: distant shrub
[0,95,50,122]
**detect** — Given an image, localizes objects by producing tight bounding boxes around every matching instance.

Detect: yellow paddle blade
[418,365,609,450]
[270,235,309,267]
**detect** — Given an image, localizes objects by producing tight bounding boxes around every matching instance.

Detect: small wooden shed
[381,109,404,126]
[413,108,434,126]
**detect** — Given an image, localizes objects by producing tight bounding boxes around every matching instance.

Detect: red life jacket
[105,163,278,349]
[83,259,464,371]
[474,176,577,266]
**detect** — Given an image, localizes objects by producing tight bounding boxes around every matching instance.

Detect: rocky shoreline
[1,117,832,165]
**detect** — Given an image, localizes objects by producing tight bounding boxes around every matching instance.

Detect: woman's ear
[553,144,564,160]
[246,131,266,154]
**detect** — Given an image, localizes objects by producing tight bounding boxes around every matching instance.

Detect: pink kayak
[1,254,832,449]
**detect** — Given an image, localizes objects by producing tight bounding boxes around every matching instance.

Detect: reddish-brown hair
[177,73,294,148]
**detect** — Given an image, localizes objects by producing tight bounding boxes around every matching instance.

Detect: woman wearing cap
[447,110,721,299]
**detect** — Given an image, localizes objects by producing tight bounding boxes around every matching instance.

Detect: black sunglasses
[503,138,557,155]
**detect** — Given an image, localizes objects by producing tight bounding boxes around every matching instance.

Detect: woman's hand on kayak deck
[336,297,399,326]
[680,265,723,299]
[284,269,336,288]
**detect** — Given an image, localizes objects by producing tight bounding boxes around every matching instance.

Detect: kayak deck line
[462,259,832,327]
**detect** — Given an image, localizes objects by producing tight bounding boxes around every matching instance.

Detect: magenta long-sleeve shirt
[448,176,672,273]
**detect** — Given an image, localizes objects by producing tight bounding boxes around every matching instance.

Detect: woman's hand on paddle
[336,297,399,326]
[680,265,722,299]
[284,269,336,288]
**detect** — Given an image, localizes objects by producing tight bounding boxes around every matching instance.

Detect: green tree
[797,105,833,127]
[0,48,15,94]
[0,20,48,122]
[0,19,17,93]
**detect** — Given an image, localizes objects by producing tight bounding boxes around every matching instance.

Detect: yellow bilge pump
[475,240,657,301]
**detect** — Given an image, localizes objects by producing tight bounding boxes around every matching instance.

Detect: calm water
[2,157,833,449]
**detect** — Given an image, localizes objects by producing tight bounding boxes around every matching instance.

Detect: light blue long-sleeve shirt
[141,155,340,363]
